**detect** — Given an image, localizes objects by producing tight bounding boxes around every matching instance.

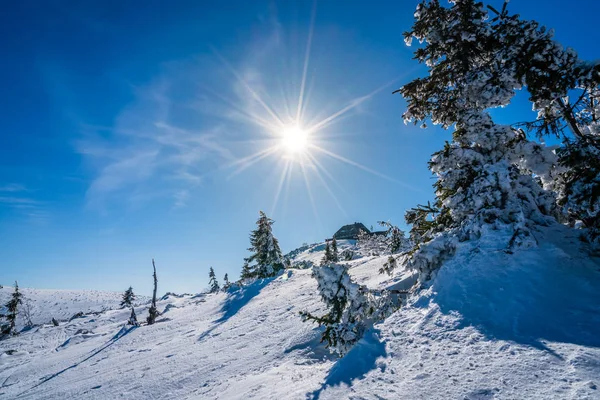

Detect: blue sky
[1,0,598,295]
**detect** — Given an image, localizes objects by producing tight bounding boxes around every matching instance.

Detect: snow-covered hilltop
[1,223,599,399]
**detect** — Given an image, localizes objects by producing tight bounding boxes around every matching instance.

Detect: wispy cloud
[77,68,237,210]
[0,183,27,192]
[0,184,50,222]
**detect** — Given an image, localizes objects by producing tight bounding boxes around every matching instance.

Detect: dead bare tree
[21,297,34,329]
[146,259,159,325]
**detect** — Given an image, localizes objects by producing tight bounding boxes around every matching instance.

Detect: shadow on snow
[19,325,138,397]
[306,328,387,400]
[198,278,273,342]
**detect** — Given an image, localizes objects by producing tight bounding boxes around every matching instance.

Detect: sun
[281,124,308,154]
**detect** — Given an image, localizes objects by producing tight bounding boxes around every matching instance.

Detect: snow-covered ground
[1,225,599,399]
[0,288,149,327]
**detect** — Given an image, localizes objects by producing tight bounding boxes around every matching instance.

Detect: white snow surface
[1,225,599,399]
[0,288,150,327]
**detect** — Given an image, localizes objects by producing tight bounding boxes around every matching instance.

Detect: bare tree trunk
[146,259,159,325]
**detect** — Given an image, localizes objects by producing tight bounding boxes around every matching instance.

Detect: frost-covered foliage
[242,211,284,279]
[341,249,354,261]
[398,0,573,280]
[291,260,315,270]
[356,230,390,257]
[377,221,411,254]
[300,264,394,356]
[554,90,600,242]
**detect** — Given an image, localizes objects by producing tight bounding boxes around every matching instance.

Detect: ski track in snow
[0,231,599,399]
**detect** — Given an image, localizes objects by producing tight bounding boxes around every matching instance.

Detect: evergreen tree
[300,264,394,356]
[223,273,230,290]
[128,306,139,326]
[398,0,564,279]
[147,259,159,325]
[331,238,339,262]
[320,241,333,265]
[120,286,136,308]
[378,221,409,254]
[241,211,284,279]
[379,256,399,276]
[208,267,220,293]
[3,281,23,335]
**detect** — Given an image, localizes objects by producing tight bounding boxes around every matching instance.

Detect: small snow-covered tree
[241,211,284,279]
[320,241,334,265]
[223,273,230,290]
[120,286,136,308]
[379,255,399,276]
[331,238,339,262]
[2,281,23,335]
[128,306,139,326]
[208,267,220,293]
[356,229,389,257]
[300,264,394,356]
[147,259,159,325]
[378,221,410,254]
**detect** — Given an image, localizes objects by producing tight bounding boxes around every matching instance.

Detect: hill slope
[1,225,599,399]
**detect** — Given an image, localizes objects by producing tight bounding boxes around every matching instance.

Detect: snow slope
[0,288,149,327]
[1,224,599,399]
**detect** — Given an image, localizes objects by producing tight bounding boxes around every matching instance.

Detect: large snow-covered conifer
[399,0,566,280]
[241,211,284,279]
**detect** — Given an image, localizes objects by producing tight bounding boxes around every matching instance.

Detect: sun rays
[204,4,416,218]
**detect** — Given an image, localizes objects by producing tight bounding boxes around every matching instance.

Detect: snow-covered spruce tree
[128,306,139,326]
[554,87,600,242]
[120,286,136,308]
[147,259,159,325]
[378,221,410,254]
[379,255,399,277]
[300,264,394,356]
[241,211,284,279]
[223,273,230,290]
[398,0,565,280]
[208,267,220,293]
[2,281,23,335]
[331,238,339,262]
[320,241,334,265]
[508,29,600,242]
